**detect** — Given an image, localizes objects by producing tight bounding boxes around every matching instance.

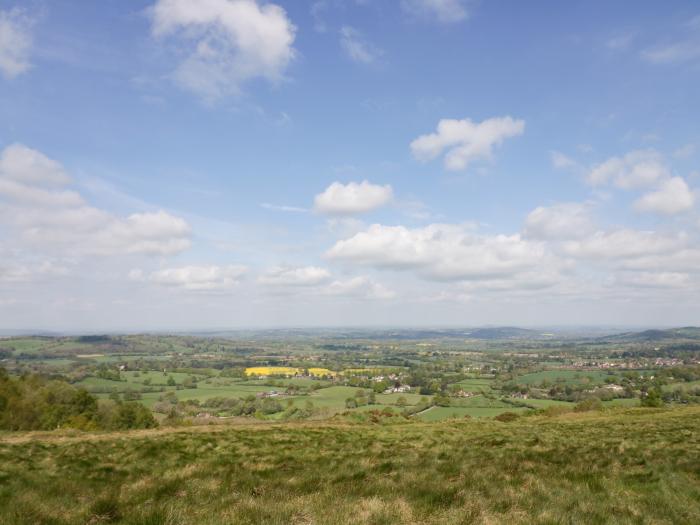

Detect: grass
[0,406,698,524]
[452,378,495,393]
[510,398,574,409]
[137,385,275,408]
[662,379,700,392]
[415,406,529,421]
[514,370,614,386]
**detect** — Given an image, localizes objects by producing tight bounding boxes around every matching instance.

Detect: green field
[1,407,698,524]
[138,385,275,408]
[509,398,574,409]
[514,370,614,386]
[415,405,529,420]
[662,380,700,392]
[452,378,495,392]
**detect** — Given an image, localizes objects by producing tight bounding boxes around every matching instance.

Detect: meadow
[0,406,698,524]
[513,370,614,386]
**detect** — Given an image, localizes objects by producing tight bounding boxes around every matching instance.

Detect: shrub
[494,411,519,422]
[574,398,603,412]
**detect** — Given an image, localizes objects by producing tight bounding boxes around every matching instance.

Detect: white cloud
[401,0,470,24]
[606,33,635,51]
[614,271,690,289]
[410,116,525,171]
[0,261,68,283]
[550,150,576,170]
[0,144,192,257]
[339,26,381,64]
[524,203,595,240]
[147,265,247,291]
[587,150,669,189]
[314,180,393,215]
[617,248,700,274]
[326,223,562,283]
[562,229,687,260]
[258,266,331,286]
[322,276,395,299]
[634,177,695,215]
[260,202,307,213]
[673,143,696,159]
[642,40,700,65]
[310,1,330,33]
[0,143,69,185]
[151,0,297,101]
[0,8,33,79]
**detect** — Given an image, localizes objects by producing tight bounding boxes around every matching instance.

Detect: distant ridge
[464,327,544,340]
[600,326,700,342]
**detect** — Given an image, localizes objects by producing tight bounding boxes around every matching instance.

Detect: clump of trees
[0,368,156,431]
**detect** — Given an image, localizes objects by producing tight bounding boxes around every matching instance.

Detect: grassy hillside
[1,407,699,524]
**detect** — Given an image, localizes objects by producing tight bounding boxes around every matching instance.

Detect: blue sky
[1,0,699,330]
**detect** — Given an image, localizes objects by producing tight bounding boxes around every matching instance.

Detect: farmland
[2,328,700,524]
[3,328,700,424]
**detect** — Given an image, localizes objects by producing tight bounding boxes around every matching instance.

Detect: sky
[0,0,699,331]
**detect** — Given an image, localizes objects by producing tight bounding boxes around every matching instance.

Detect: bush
[641,388,664,408]
[574,398,603,412]
[494,411,519,422]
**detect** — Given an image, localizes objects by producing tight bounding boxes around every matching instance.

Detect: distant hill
[602,327,700,342]
[205,327,553,341]
[464,327,546,340]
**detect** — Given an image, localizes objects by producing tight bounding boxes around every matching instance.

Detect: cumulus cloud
[326,223,561,283]
[322,276,395,299]
[614,271,691,289]
[340,26,381,64]
[616,248,700,274]
[587,150,669,188]
[0,8,34,79]
[0,144,70,185]
[410,116,525,171]
[144,265,247,291]
[151,0,296,101]
[634,177,695,215]
[314,180,393,215]
[562,229,687,260]
[524,203,595,240]
[401,0,470,24]
[0,261,68,283]
[0,143,192,257]
[258,266,331,286]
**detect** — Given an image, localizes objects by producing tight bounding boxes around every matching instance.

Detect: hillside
[465,327,543,340]
[602,326,700,343]
[1,407,699,524]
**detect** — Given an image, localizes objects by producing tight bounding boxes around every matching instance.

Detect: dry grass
[0,407,699,524]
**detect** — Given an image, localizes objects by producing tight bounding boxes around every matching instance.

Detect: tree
[641,388,664,408]
[167,376,176,387]
[395,396,407,408]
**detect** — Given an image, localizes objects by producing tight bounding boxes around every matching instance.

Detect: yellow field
[308,367,336,377]
[244,367,336,377]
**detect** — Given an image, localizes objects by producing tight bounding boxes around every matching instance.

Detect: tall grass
[0,407,699,524]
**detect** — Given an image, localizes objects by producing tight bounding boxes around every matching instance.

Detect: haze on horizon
[1,0,699,331]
